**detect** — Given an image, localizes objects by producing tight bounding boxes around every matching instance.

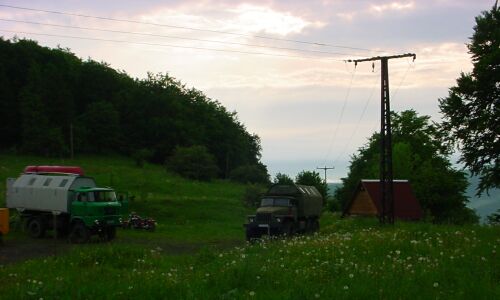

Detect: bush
[242,184,267,208]
[132,148,153,168]
[166,145,219,181]
[229,164,270,184]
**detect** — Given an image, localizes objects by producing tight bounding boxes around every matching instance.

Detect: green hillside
[0,154,249,243]
[1,155,499,299]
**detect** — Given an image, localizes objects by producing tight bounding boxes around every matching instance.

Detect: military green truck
[6,166,128,243]
[244,184,323,240]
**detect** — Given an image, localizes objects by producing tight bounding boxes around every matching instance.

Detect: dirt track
[0,232,243,266]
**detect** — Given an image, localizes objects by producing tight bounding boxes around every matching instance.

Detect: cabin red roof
[344,180,423,220]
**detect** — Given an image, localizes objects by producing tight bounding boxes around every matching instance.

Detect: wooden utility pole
[317,166,334,184]
[348,53,416,224]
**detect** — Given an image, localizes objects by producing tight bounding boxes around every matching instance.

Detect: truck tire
[246,227,260,241]
[28,217,46,238]
[312,219,320,232]
[106,226,116,241]
[282,221,295,237]
[69,222,90,244]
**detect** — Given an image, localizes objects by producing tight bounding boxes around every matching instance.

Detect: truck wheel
[28,217,46,238]
[106,227,116,241]
[246,228,260,241]
[282,221,295,237]
[312,219,320,232]
[69,222,90,244]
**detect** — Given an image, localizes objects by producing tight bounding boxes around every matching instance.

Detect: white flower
[349,273,354,278]
[433,282,439,288]
[343,285,349,290]
[249,291,256,296]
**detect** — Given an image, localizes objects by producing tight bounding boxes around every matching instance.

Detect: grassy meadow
[0,155,499,299]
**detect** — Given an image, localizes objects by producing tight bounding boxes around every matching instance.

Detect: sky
[0,0,495,182]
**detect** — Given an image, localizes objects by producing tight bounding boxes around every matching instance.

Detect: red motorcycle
[122,212,157,231]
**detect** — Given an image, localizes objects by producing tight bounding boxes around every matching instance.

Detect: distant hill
[465,175,500,223]
[327,183,342,197]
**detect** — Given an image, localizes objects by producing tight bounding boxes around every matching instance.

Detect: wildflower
[249,291,256,296]
[349,273,354,278]
[315,293,320,298]
[343,285,349,290]
[433,282,439,288]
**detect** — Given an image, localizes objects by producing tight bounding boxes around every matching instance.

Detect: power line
[0,29,347,61]
[332,69,379,165]
[0,18,363,57]
[0,3,387,53]
[322,64,356,165]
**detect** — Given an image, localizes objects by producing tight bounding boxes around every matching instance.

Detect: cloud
[136,2,323,38]
[370,1,415,13]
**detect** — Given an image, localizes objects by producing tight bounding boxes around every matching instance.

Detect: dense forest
[0,38,265,179]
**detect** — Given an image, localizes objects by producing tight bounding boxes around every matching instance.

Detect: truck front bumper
[244,222,284,238]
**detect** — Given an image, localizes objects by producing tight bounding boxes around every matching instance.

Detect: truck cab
[70,187,123,239]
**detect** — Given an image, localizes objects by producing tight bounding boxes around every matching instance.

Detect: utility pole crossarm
[347,53,416,64]
[317,166,334,184]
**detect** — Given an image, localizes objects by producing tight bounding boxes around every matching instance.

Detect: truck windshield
[260,198,291,207]
[87,191,117,202]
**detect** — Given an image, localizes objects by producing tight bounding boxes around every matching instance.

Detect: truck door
[71,192,89,217]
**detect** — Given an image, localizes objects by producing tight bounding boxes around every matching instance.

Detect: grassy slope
[0,155,499,299]
[0,154,249,242]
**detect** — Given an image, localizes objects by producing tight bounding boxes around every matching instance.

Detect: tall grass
[1,213,498,299]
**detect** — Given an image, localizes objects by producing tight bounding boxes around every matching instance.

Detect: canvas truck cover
[266,184,323,217]
[6,174,96,213]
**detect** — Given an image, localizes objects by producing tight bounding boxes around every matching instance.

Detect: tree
[166,145,219,181]
[295,171,328,201]
[78,101,121,153]
[273,173,294,185]
[439,3,500,195]
[487,209,500,226]
[229,164,270,184]
[335,110,478,224]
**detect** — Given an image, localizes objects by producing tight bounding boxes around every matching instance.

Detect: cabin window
[59,179,69,187]
[43,178,52,186]
[28,178,36,186]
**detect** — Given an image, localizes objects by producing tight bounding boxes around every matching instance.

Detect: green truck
[6,166,127,243]
[244,184,323,240]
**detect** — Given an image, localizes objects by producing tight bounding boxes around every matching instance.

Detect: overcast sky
[0,0,494,181]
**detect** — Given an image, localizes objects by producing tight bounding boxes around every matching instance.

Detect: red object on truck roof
[24,166,85,176]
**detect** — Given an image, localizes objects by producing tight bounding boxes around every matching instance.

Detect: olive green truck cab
[6,166,128,243]
[244,184,323,240]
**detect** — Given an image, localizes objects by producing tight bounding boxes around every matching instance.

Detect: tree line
[0,38,266,179]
